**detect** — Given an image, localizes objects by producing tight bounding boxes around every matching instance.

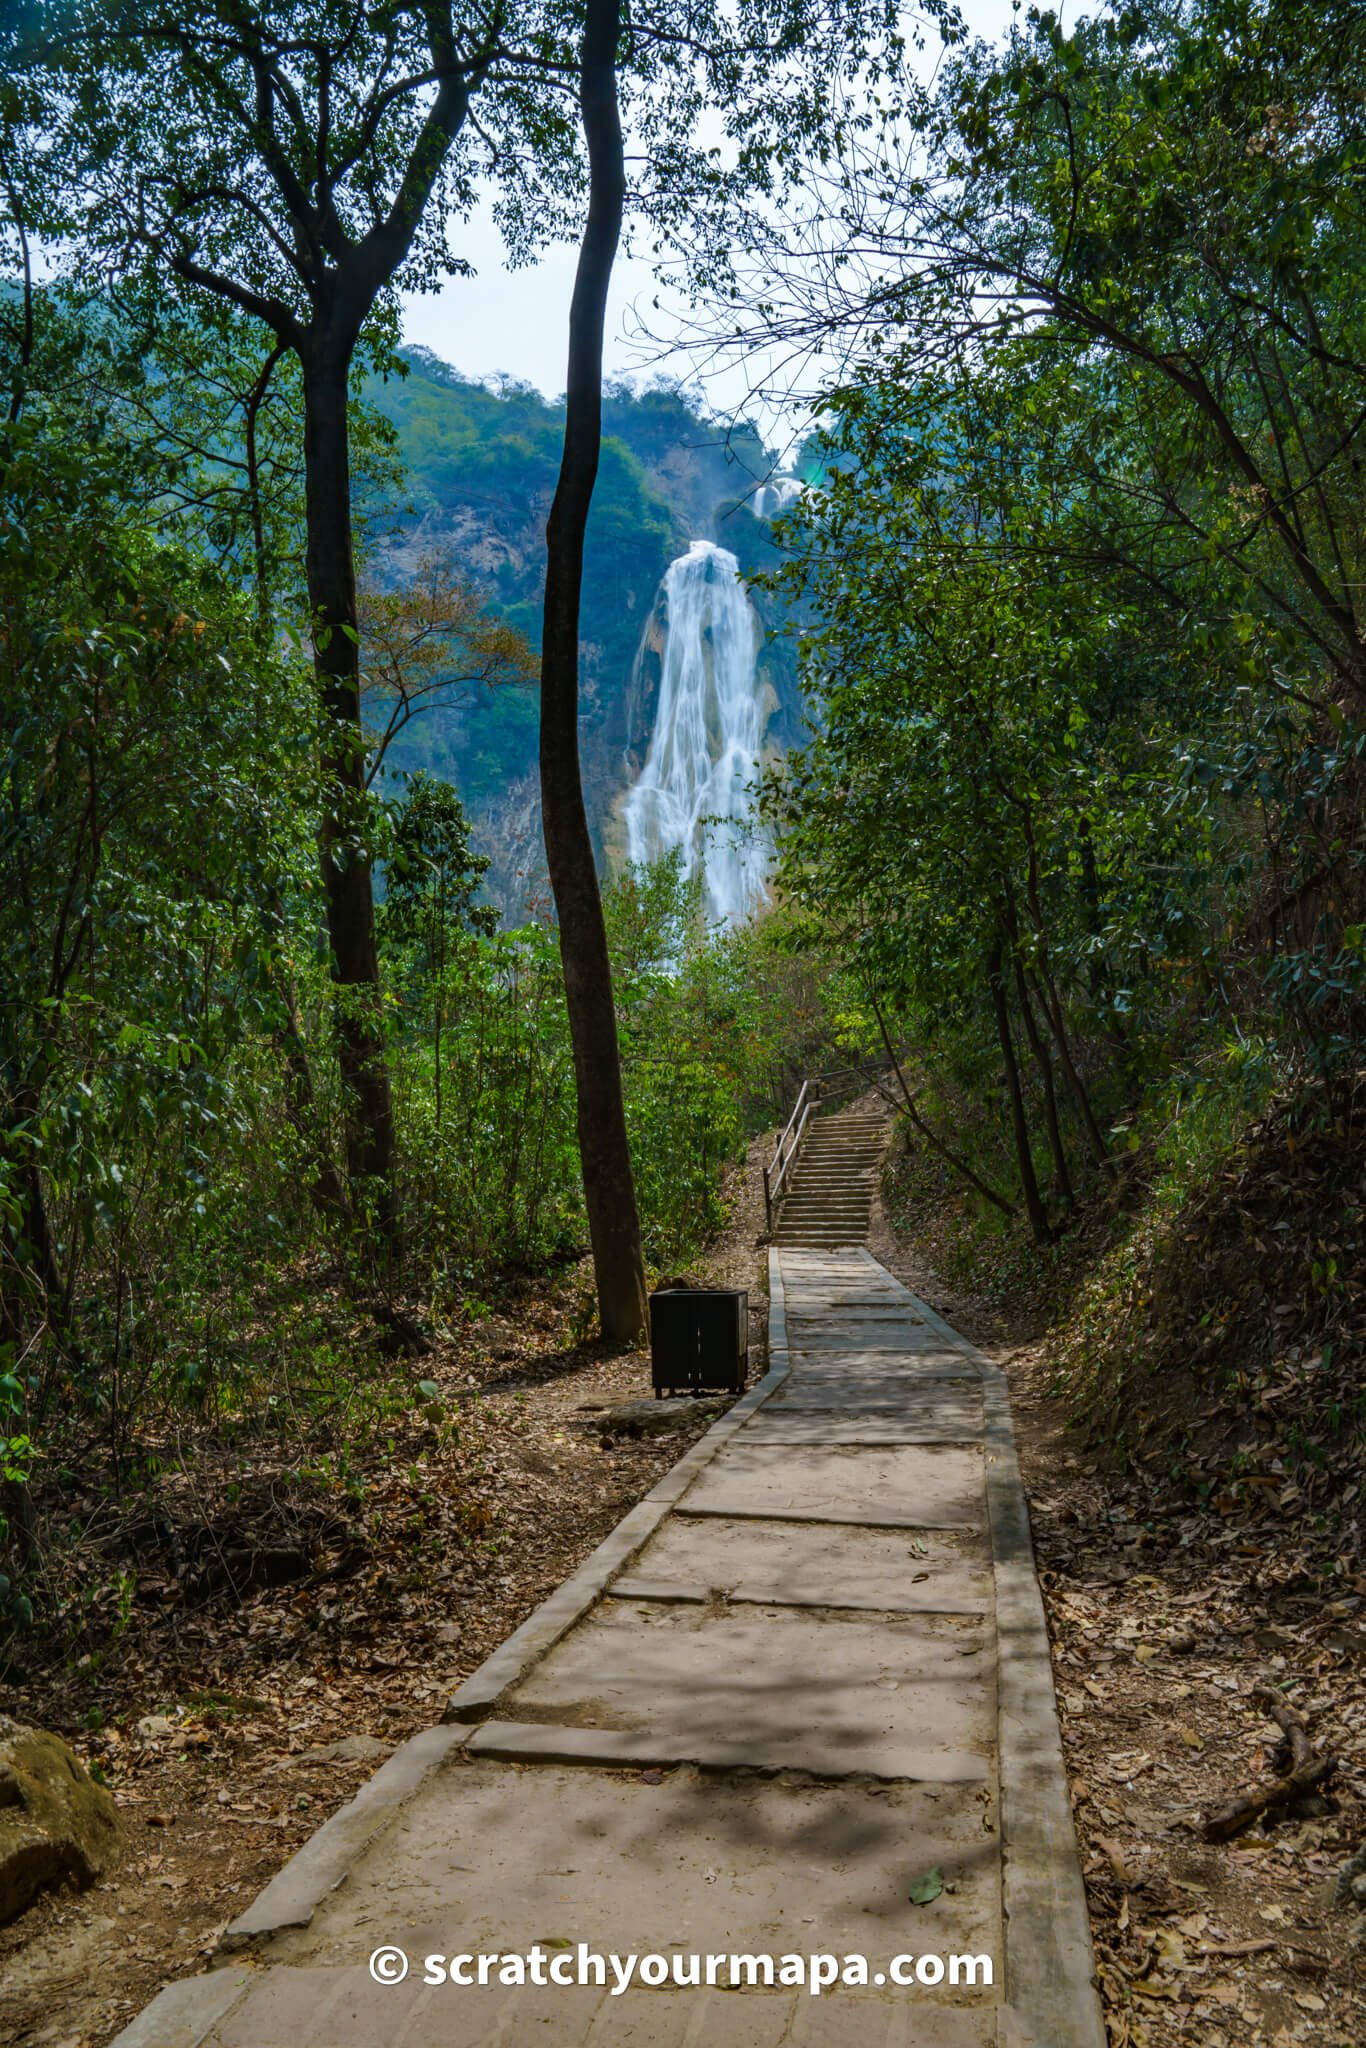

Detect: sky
[399,0,1030,440]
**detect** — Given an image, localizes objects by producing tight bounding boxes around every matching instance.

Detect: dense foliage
[0,409,318,1599]
[0,287,847,1626]
[763,0,1366,1244]
[5,0,1361,1659]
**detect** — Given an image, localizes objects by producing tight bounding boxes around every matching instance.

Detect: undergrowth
[885,1045,1365,1562]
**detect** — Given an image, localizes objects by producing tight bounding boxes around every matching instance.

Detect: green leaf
[908,1866,944,1906]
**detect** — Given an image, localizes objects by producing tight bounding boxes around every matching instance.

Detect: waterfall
[752,476,805,521]
[623,540,771,926]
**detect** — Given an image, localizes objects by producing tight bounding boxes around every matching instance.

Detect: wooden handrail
[763,1078,820,1234]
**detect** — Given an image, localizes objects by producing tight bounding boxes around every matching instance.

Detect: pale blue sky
[399,0,1033,422]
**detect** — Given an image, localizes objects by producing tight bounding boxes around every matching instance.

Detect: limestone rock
[303,1735,394,1766]
[0,1714,121,1924]
[590,1396,728,1439]
[135,1713,182,1745]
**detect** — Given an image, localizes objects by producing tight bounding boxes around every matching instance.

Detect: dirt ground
[5,1115,1362,2047]
[868,1181,1366,2048]
[0,1139,772,2048]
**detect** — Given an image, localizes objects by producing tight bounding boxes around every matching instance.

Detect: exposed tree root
[1203,1684,1338,1841]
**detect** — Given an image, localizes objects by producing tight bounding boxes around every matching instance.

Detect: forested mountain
[367,349,807,913]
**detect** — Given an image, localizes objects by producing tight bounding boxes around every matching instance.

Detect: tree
[750,0,1366,698]
[358,554,536,785]
[762,356,1229,1231]
[540,0,646,1343]
[735,0,1366,1067]
[30,1,585,1235]
[19,0,929,1307]
[533,0,927,1334]
[382,772,496,1136]
[0,412,313,1429]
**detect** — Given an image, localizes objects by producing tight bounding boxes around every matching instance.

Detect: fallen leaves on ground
[0,1135,773,2048]
[868,1098,1366,2048]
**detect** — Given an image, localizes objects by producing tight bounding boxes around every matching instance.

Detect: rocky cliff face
[371,351,807,921]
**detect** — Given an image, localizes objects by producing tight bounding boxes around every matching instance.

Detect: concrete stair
[770,1110,887,1247]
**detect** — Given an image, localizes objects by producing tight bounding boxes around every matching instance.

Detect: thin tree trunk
[433,881,445,1137]
[539,0,647,1344]
[869,998,1016,1218]
[273,964,348,1220]
[1013,953,1074,1209]
[1000,880,1074,1203]
[1,1068,82,1372]
[987,941,1051,1245]
[1031,960,1109,1165]
[4,174,33,423]
[1075,811,1132,1058]
[1018,814,1109,1165]
[301,343,397,1241]
[244,340,286,638]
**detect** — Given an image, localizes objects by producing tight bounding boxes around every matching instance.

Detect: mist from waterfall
[623,540,771,927]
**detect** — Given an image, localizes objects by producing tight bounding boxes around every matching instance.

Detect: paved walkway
[117,1252,1102,2048]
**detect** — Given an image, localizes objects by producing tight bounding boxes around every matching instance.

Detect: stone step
[796,1161,881,1170]
[776,1229,871,1238]
[800,1145,883,1157]
[787,1170,876,1181]
[777,1202,873,1213]
[790,1155,878,1165]
[785,1173,877,1186]
[771,1113,886,1247]
[802,1138,888,1155]
[779,1219,871,1230]
[773,1230,870,1240]
[774,1228,872,1245]
[788,1165,880,1178]
[805,1138,883,1148]
[793,1163,880,1175]
[785,1175,876,1188]
[806,1131,884,1141]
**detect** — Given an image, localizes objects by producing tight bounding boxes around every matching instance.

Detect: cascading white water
[623,540,771,926]
[752,475,805,521]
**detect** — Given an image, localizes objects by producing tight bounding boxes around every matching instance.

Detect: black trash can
[650,1288,749,1398]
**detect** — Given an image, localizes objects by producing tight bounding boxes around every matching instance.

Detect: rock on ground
[0,1715,121,1924]
[588,1396,730,1439]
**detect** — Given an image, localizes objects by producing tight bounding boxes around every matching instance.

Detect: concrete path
[115,1253,1102,2048]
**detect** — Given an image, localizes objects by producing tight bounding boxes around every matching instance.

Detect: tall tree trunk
[539,0,647,1345]
[1019,813,1109,1164]
[1012,954,1074,1209]
[987,940,1051,1245]
[1031,961,1109,1166]
[301,343,397,1240]
[1,1067,81,1375]
[272,959,349,1220]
